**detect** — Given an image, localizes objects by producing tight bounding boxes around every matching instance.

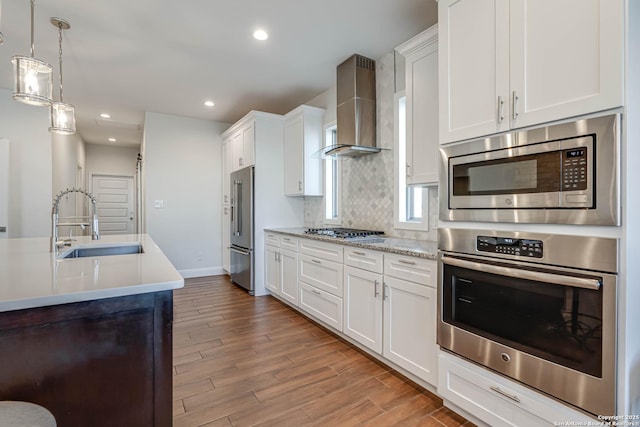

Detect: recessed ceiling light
[100,113,111,119]
[204,100,215,107]
[253,29,268,41]
[108,138,117,142]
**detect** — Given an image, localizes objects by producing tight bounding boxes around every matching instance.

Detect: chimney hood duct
[319,54,384,158]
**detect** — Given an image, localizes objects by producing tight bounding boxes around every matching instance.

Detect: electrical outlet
[154,200,164,209]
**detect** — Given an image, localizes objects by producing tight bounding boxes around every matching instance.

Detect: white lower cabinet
[279,248,298,306]
[343,265,383,353]
[438,351,595,427]
[298,281,343,331]
[383,276,437,385]
[299,253,343,296]
[264,244,280,295]
[265,239,299,306]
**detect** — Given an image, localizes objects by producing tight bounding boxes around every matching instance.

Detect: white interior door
[0,139,8,239]
[91,174,136,235]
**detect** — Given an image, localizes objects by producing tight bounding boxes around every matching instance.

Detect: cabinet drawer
[299,239,343,263]
[298,282,343,331]
[384,254,436,287]
[344,247,383,274]
[265,232,280,247]
[299,254,343,297]
[279,235,298,251]
[438,352,594,427]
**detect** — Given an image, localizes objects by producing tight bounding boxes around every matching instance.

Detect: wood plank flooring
[172,275,474,427]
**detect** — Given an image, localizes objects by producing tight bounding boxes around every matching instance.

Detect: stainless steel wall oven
[438,228,618,416]
[439,113,620,225]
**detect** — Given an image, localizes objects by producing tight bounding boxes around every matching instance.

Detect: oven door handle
[441,256,601,290]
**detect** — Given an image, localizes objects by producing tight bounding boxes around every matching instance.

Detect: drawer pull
[398,259,416,265]
[311,259,322,264]
[311,289,322,296]
[283,237,291,241]
[490,386,521,403]
[353,251,366,256]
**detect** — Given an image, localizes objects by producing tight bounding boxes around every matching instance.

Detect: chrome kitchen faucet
[50,188,100,252]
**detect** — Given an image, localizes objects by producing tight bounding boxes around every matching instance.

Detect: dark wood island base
[0,290,173,426]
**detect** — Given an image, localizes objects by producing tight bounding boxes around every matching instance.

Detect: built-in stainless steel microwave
[439,113,620,225]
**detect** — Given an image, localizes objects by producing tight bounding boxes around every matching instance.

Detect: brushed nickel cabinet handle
[490,386,521,403]
[398,259,416,265]
[498,95,504,123]
[512,91,519,120]
[353,251,366,256]
[311,289,322,296]
[374,280,380,297]
[311,259,322,264]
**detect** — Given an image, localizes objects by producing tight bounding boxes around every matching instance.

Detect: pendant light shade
[49,17,75,135]
[12,0,53,106]
[49,101,76,134]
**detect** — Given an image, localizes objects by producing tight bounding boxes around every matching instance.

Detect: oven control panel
[477,236,543,258]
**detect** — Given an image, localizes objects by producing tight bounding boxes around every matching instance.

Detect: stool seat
[0,401,56,427]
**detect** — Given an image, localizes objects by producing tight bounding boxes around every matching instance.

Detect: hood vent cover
[318,54,384,158]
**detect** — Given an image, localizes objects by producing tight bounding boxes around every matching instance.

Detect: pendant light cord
[58,22,64,102]
[30,0,35,57]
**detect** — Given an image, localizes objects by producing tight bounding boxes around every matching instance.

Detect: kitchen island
[0,234,183,427]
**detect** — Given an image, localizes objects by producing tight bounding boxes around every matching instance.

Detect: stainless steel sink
[60,244,144,259]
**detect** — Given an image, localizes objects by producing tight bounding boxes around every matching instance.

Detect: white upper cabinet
[396,25,439,186]
[283,105,325,196]
[229,121,255,172]
[439,0,623,144]
[222,137,232,205]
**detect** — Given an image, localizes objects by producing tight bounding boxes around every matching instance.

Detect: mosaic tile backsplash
[304,51,438,242]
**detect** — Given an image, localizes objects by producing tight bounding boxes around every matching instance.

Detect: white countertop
[0,234,184,312]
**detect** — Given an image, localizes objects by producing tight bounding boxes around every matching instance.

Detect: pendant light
[49,17,75,135]
[11,0,53,106]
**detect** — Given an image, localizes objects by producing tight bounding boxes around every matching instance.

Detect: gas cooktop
[304,227,384,239]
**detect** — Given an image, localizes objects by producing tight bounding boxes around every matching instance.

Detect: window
[395,92,428,230]
[324,122,341,224]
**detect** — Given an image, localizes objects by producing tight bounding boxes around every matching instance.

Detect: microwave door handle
[441,256,601,291]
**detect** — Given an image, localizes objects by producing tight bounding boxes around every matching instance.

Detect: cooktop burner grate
[304,227,384,239]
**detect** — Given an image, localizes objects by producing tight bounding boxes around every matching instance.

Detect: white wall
[86,144,139,179]
[143,112,227,277]
[51,132,87,236]
[0,88,52,238]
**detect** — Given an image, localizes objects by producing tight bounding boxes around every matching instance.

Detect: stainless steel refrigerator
[229,166,254,294]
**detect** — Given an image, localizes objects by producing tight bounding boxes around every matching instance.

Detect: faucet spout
[50,188,101,252]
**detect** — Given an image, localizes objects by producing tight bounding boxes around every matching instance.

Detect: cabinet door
[279,249,298,306]
[284,114,304,195]
[509,0,623,129]
[231,131,243,171]
[222,206,230,272]
[222,138,232,204]
[401,28,439,185]
[438,0,510,144]
[265,245,280,295]
[242,122,255,167]
[383,276,437,385]
[343,266,382,353]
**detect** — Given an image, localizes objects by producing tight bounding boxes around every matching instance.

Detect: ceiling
[0,0,437,147]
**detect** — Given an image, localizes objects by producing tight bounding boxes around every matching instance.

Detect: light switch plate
[154,200,164,209]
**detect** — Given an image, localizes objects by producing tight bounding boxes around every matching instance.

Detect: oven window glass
[443,263,603,377]
[452,151,561,196]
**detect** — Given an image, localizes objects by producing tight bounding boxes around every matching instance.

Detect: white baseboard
[178,266,226,279]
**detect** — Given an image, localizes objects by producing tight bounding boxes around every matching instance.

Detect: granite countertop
[0,234,184,312]
[264,228,438,260]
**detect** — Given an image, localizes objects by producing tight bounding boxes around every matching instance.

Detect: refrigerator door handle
[235,180,243,236]
[230,246,251,256]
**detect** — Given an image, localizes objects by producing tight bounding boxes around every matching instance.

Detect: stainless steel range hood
[319,54,383,158]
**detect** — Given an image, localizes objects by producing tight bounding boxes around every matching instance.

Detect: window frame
[323,121,341,225]
[394,91,429,231]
